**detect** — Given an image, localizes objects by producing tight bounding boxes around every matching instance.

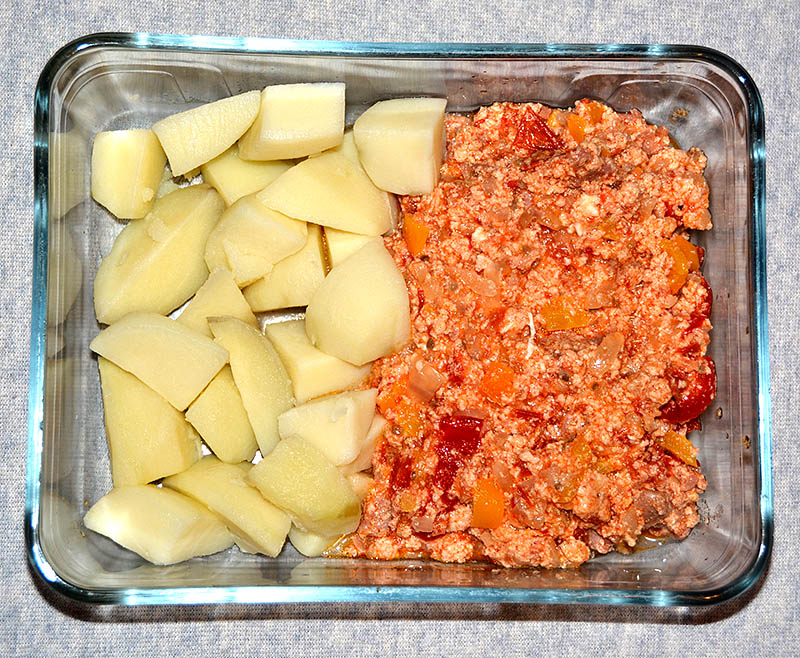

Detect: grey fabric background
[2,0,797,655]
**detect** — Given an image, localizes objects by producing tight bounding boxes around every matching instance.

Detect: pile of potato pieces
[84,83,447,565]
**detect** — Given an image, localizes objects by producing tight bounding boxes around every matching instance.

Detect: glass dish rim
[26,32,772,607]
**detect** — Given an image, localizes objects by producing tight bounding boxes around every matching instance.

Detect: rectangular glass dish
[27,33,771,606]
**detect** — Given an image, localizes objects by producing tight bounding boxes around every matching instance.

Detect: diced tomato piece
[660,356,716,424]
[434,415,484,492]
[472,478,504,529]
[480,361,516,403]
[402,213,430,258]
[541,295,590,332]
[505,105,564,151]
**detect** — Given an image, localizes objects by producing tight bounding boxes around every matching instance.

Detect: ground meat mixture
[346,99,714,568]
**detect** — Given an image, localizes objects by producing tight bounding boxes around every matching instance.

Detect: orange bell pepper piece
[541,295,590,332]
[402,214,430,258]
[472,478,504,529]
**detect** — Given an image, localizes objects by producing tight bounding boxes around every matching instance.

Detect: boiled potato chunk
[200,145,291,206]
[163,457,290,557]
[177,268,258,337]
[347,472,374,501]
[243,224,325,311]
[152,90,260,176]
[277,389,378,466]
[353,97,447,195]
[84,485,234,565]
[339,414,387,475]
[90,312,228,410]
[94,185,224,324]
[311,128,359,164]
[247,436,361,536]
[238,83,345,160]
[208,317,294,455]
[204,193,307,287]
[185,366,258,464]
[305,239,410,365]
[263,320,371,403]
[91,129,166,219]
[323,227,373,267]
[98,357,201,486]
[288,525,337,558]
[258,152,397,236]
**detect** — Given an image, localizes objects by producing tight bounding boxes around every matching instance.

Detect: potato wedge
[238,83,345,160]
[287,525,337,558]
[93,185,224,325]
[83,485,234,565]
[152,90,260,176]
[185,366,258,464]
[208,317,294,455]
[91,129,166,219]
[247,436,361,536]
[263,320,370,403]
[90,312,228,410]
[277,389,378,466]
[98,357,201,486]
[353,97,447,195]
[305,238,410,365]
[200,144,291,206]
[243,224,325,311]
[163,457,290,558]
[257,152,397,236]
[339,414,387,475]
[177,268,258,337]
[204,193,307,287]
[323,227,373,267]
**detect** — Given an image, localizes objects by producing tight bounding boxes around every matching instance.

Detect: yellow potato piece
[347,472,374,501]
[243,224,325,311]
[305,238,411,365]
[204,193,307,287]
[353,97,447,195]
[163,457,291,558]
[287,524,338,558]
[208,317,294,455]
[152,90,261,176]
[339,414,387,475]
[247,436,361,537]
[98,357,201,486]
[200,144,291,206]
[239,83,345,160]
[309,127,360,164]
[277,389,378,466]
[258,151,397,236]
[323,227,373,267]
[185,366,258,464]
[93,185,224,325]
[91,129,166,219]
[90,311,228,410]
[177,268,258,337]
[83,485,234,565]
[263,319,371,403]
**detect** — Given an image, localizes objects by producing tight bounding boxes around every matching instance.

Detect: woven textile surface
[1,1,797,655]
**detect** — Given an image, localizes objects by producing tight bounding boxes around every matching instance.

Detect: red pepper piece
[660,356,716,424]
[434,415,484,492]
